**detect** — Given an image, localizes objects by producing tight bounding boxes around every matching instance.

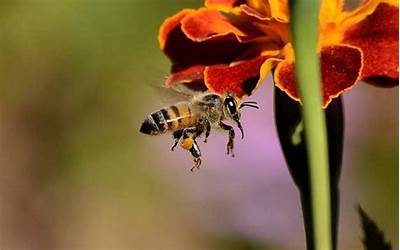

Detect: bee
[139,89,259,171]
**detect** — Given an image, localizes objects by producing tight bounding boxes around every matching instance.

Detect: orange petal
[181,8,246,42]
[158,9,194,50]
[273,62,300,102]
[340,0,381,29]
[166,65,206,86]
[240,4,269,20]
[320,0,385,47]
[239,5,290,44]
[247,0,271,17]
[181,8,264,42]
[274,45,363,107]
[382,0,398,6]
[246,0,289,22]
[204,56,268,97]
[159,9,252,73]
[320,0,343,22]
[268,0,289,22]
[165,65,209,92]
[205,0,244,10]
[343,2,399,87]
[255,52,282,91]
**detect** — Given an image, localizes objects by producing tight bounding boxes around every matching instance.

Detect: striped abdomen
[140,102,197,135]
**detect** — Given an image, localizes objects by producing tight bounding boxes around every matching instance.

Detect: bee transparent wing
[151,84,200,104]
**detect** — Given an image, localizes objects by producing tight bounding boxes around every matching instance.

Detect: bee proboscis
[140,89,259,171]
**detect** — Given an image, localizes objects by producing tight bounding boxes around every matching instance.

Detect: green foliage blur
[0,1,221,249]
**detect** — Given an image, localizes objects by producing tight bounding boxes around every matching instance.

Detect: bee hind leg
[171,129,183,151]
[180,127,203,171]
[219,121,235,157]
[191,157,202,172]
[189,140,202,172]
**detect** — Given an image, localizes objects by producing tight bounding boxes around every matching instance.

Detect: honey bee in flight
[139,89,259,171]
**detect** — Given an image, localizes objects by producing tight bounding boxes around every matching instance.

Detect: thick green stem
[289,1,332,249]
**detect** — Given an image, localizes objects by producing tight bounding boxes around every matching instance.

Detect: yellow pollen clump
[181,138,194,150]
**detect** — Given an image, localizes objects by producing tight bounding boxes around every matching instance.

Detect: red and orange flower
[159,0,398,107]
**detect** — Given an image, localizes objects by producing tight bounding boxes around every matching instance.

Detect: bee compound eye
[228,101,237,114]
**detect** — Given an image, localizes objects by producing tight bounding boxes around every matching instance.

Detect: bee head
[223,94,244,138]
[223,94,260,139]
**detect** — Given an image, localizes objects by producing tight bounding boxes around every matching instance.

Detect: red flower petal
[204,56,267,97]
[166,65,208,91]
[274,62,299,101]
[158,9,252,74]
[274,45,363,107]
[320,45,362,105]
[181,8,264,43]
[343,3,399,87]
[158,9,193,50]
[181,8,246,42]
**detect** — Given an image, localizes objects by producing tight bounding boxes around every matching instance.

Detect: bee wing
[151,84,201,104]
[142,67,204,104]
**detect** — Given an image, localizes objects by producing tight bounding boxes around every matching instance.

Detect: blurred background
[0,0,397,249]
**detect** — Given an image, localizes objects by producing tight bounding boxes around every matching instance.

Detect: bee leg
[219,121,235,157]
[203,119,211,143]
[190,140,202,172]
[181,127,202,171]
[183,124,204,141]
[191,157,202,172]
[171,129,183,151]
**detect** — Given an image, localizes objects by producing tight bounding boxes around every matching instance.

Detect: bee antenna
[240,103,259,109]
[237,122,244,139]
[242,101,258,104]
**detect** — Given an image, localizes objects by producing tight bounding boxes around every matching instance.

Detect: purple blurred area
[146,77,398,250]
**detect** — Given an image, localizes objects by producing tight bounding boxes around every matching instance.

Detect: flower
[158,0,398,107]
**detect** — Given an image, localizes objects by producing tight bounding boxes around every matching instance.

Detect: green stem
[289,1,332,250]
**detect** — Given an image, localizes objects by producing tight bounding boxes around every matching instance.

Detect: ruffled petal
[250,45,292,94]
[320,45,363,106]
[340,0,381,29]
[158,9,194,50]
[382,0,398,6]
[273,61,300,102]
[343,2,399,87]
[247,0,271,17]
[274,45,363,107]
[319,0,388,47]
[239,5,290,44]
[240,4,269,20]
[205,0,244,10]
[255,52,282,91]
[246,0,289,21]
[320,0,343,22]
[166,65,206,86]
[181,8,247,42]
[158,9,252,73]
[268,0,289,22]
[204,56,268,97]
